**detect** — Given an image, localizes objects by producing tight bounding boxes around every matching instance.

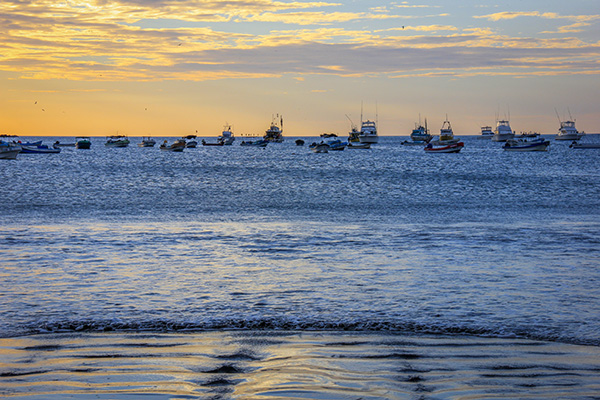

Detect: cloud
[474,11,600,23]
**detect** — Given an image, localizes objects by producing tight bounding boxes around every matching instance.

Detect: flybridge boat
[264,115,284,142]
[556,120,584,141]
[492,120,515,142]
[358,120,378,144]
[503,137,550,152]
[480,126,493,138]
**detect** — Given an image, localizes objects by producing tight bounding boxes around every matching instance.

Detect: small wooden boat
[295,139,305,146]
[202,139,224,146]
[138,137,156,147]
[76,137,91,149]
[160,139,186,152]
[105,135,130,147]
[20,143,61,154]
[570,140,600,149]
[348,142,371,149]
[240,139,268,147]
[53,141,76,148]
[424,142,464,153]
[309,142,329,153]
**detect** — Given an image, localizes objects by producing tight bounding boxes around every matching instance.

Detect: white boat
[138,137,156,147]
[492,120,515,142]
[0,141,21,159]
[105,135,130,147]
[264,115,284,142]
[480,126,493,139]
[503,137,550,152]
[219,124,235,145]
[556,120,583,141]
[358,120,378,144]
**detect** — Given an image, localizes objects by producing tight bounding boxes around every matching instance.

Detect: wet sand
[1,331,599,399]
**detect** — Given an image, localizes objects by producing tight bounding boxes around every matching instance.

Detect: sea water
[1,136,599,399]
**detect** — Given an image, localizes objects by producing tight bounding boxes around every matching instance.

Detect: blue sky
[1,0,599,136]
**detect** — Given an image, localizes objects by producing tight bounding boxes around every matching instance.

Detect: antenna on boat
[555,108,562,124]
[345,114,357,130]
[568,108,574,122]
[360,101,363,124]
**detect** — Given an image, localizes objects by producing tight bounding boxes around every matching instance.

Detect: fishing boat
[105,135,130,147]
[76,137,91,149]
[20,143,61,154]
[491,120,515,142]
[326,139,346,151]
[424,142,464,153]
[309,142,329,153]
[138,137,156,147]
[503,137,550,152]
[240,139,268,147]
[410,118,432,143]
[431,117,459,145]
[219,125,235,145]
[480,126,493,139]
[264,115,284,142]
[0,141,21,159]
[159,139,186,152]
[556,119,584,141]
[346,115,360,143]
[358,120,378,144]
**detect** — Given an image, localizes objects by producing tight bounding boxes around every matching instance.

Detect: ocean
[1,135,599,399]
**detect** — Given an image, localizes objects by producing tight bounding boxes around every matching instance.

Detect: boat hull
[424,142,464,153]
[0,149,20,159]
[358,135,378,144]
[76,141,91,149]
[20,145,61,154]
[503,139,550,152]
[491,133,515,142]
[556,133,583,141]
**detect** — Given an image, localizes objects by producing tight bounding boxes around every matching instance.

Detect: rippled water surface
[1,135,599,398]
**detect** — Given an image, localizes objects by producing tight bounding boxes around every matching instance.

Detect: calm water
[1,135,599,398]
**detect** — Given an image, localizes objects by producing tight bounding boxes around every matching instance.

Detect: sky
[1,0,599,137]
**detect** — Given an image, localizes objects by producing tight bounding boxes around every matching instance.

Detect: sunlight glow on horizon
[1,0,599,137]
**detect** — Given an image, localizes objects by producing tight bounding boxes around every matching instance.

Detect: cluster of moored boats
[2,112,598,159]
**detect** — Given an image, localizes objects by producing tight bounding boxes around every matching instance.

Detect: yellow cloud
[475,11,600,23]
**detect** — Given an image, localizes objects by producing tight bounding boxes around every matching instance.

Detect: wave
[10,316,598,347]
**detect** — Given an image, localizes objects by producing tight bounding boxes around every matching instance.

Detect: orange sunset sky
[1,0,599,137]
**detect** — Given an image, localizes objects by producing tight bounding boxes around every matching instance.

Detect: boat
[503,137,550,152]
[218,125,235,145]
[105,135,130,147]
[347,142,371,149]
[309,142,329,153]
[159,139,186,152]
[295,139,305,146]
[53,140,75,148]
[517,131,540,138]
[430,117,459,145]
[138,137,156,147]
[0,141,21,159]
[264,115,284,142]
[556,119,584,141]
[202,139,224,146]
[240,139,268,147]
[424,142,464,153]
[570,138,600,149]
[410,118,433,143]
[346,115,360,143]
[326,139,346,151]
[76,137,91,149]
[320,133,337,138]
[184,135,198,148]
[480,126,493,139]
[20,143,61,154]
[491,120,515,142]
[358,120,378,144]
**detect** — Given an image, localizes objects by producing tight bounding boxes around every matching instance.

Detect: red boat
[424,142,464,153]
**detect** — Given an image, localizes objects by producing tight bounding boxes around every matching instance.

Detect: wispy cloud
[474,11,600,23]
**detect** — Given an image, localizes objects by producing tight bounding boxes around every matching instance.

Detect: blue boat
[19,143,61,154]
